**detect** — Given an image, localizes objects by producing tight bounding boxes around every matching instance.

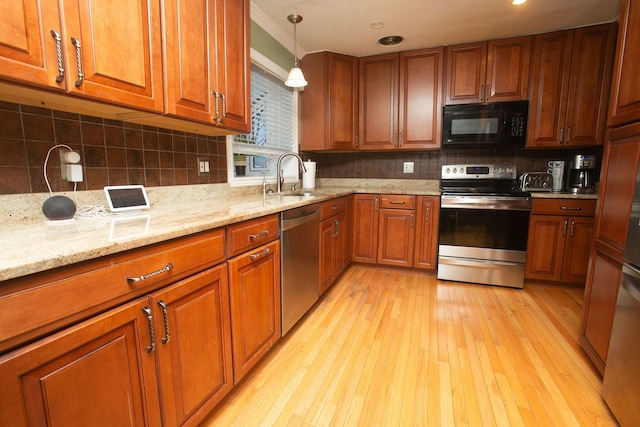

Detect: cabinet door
[564,24,616,147]
[527,30,573,147]
[398,48,444,150]
[162,0,217,124]
[414,196,439,270]
[359,54,398,150]
[562,217,595,284]
[580,249,622,374]
[377,208,415,267]
[60,0,163,112]
[609,0,640,127]
[444,42,486,104]
[0,0,66,90]
[228,240,280,384]
[486,36,531,102]
[525,214,566,281]
[319,217,336,294]
[150,264,233,427]
[596,124,640,252]
[352,194,379,263]
[0,298,161,427]
[213,0,250,132]
[329,54,359,150]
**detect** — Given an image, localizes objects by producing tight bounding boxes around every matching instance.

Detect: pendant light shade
[285,14,308,88]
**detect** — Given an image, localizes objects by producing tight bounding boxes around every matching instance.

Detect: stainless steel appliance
[519,172,553,192]
[281,205,319,335]
[438,164,531,288]
[566,154,597,194]
[602,167,640,426]
[442,101,528,148]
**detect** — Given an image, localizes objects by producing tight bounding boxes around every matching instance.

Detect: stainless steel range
[438,164,532,288]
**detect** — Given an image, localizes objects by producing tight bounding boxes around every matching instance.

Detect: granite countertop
[0,178,441,282]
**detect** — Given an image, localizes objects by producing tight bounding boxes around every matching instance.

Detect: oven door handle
[440,196,531,211]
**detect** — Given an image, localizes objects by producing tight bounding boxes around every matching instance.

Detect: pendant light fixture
[285,14,308,88]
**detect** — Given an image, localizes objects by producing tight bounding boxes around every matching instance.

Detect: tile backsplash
[0,100,603,195]
[0,101,227,195]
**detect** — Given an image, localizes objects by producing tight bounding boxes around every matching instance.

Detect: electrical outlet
[59,150,82,182]
[198,158,210,176]
[403,162,414,174]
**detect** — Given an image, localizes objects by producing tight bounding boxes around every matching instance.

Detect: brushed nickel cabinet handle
[389,200,406,205]
[220,93,226,122]
[70,37,83,87]
[142,307,155,353]
[249,248,270,260]
[50,30,65,83]
[486,84,491,101]
[411,212,415,228]
[560,127,564,144]
[157,300,170,344]
[480,84,485,102]
[570,220,576,238]
[566,127,572,144]
[249,230,270,240]
[127,263,173,284]
[563,219,568,237]
[425,206,430,222]
[560,206,581,211]
[212,90,219,121]
[333,218,341,237]
[375,197,379,212]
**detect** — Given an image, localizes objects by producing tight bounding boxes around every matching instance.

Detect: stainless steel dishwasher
[281,205,319,335]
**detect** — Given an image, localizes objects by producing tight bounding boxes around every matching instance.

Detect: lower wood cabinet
[352,194,439,270]
[227,239,281,384]
[319,196,352,294]
[0,263,232,427]
[525,198,596,284]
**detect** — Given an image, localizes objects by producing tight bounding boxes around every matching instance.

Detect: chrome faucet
[276,152,307,193]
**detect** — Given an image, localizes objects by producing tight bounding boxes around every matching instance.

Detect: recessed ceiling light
[378,35,404,47]
[512,0,527,5]
[370,21,384,30]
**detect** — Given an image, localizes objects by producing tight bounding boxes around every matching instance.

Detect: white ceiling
[251,0,620,58]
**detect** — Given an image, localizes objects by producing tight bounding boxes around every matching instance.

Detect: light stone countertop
[0,178,440,282]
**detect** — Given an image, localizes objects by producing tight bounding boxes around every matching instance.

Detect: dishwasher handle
[282,208,319,231]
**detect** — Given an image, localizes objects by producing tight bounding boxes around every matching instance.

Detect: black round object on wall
[42,195,76,220]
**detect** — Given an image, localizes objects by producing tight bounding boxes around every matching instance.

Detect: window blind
[232,63,294,155]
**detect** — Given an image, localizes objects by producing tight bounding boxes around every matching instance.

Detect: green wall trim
[251,20,293,71]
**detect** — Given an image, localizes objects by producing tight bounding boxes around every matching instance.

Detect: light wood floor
[201,265,618,426]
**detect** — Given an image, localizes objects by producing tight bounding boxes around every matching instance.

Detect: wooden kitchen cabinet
[227,239,281,384]
[0,296,162,427]
[608,0,640,127]
[150,264,233,426]
[580,122,640,374]
[527,24,616,148]
[413,196,440,270]
[319,196,352,294]
[300,52,359,151]
[352,194,380,263]
[359,48,444,150]
[525,198,596,284]
[163,0,250,132]
[444,36,531,104]
[352,193,419,267]
[0,0,164,112]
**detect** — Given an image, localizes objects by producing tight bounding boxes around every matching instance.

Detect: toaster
[519,172,553,192]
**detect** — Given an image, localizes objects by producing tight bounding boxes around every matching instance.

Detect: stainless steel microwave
[442,100,528,148]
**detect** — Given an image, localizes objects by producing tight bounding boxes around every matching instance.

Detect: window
[227,49,299,186]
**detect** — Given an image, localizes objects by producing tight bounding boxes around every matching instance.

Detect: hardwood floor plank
[200,265,617,427]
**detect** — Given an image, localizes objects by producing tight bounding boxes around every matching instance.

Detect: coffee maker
[566,154,598,194]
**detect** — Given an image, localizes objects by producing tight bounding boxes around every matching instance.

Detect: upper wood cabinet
[163,0,250,132]
[444,36,532,104]
[300,52,359,151]
[608,0,640,127]
[527,24,617,148]
[359,48,444,150]
[0,0,164,112]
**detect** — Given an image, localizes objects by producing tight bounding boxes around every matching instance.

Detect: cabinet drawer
[226,214,279,258]
[531,198,596,216]
[379,194,416,209]
[320,197,347,220]
[0,229,225,354]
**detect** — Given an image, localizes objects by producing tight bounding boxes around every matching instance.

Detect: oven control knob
[445,167,451,174]
[452,168,458,174]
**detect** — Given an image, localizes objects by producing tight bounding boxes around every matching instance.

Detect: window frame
[226,48,299,187]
